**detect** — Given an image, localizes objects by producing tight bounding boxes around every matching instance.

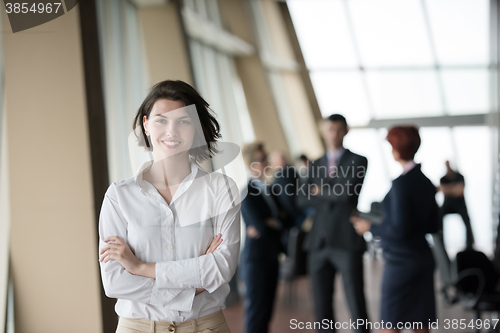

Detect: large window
[289,0,497,254]
[288,0,491,125]
[182,0,256,188]
[96,0,151,183]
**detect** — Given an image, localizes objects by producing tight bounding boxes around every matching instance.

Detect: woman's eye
[179,120,191,125]
[156,119,166,124]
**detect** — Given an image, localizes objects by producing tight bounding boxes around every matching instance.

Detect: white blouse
[98,157,241,322]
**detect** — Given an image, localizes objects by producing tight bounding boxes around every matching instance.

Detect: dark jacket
[273,165,306,227]
[241,178,283,262]
[298,149,368,252]
[371,164,440,251]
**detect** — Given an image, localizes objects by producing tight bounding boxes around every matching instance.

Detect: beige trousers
[115,310,231,333]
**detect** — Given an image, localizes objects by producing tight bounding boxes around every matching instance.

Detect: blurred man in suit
[438,160,474,250]
[270,152,307,233]
[299,114,369,332]
[241,142,286,333]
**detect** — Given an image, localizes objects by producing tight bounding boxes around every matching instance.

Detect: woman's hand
[99,236,144,275]
[195,233,223,295]
[350,216,371,236]
[205,233,223,255]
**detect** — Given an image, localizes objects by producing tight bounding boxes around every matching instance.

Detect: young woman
[351,126,440,333]
[98,80,240,333]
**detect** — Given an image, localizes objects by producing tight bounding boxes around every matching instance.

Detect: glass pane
[194,0,208,18]
[183,0,195,10]
[349,0,433,67]
[426,0,489,65]
[343,129,393,212]
[416,127,454,185]
[310,71,371,126]
[378,128,405,180]
[288,0,358,69]
[442,69,490,115]
[366,71,442,118]
[416,127,461,251]
[205,0,222,25]
[453,126,492,254]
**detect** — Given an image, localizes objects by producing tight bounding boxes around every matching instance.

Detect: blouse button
[166,211,171,216]
[168,245,173,250]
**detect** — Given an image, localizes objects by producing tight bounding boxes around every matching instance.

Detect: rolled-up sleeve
[99,184,190,309]
[155,176,241,293]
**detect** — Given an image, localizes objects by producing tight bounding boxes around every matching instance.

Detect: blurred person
[296,153,315,230]
[352,126,440,333]
[299,154,309,166]
[98,80,240,333]
[297,153,310,178]
[438,160,474,250]
[269,151,287,172]
[269,151,306,230]
[241,143,287,333]
[299,114,369,333]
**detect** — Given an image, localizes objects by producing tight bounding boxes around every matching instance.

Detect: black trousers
[242,259,279,333]
[441,198,474,249]
[308,248,370,333]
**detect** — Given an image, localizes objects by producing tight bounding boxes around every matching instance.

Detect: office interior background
[0,0,498,332]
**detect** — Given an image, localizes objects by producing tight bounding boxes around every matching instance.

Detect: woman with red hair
[352,125,440,333]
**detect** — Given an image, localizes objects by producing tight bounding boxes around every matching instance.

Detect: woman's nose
[164,122,179,137]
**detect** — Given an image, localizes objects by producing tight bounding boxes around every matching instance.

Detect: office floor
[224,253,478,333]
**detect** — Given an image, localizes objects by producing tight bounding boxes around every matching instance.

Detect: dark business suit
[241,178,283,333]
[298,149,369,332]
[273,165,306,227]
[371,164,440,326]
[273,165,307,252]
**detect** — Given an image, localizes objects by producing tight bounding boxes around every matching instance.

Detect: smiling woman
[98,80,240,333]
[133,80,221,164]
[144,99,196,154]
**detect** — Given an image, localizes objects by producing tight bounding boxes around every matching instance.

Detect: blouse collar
[402,160,417,175]
[133,156,200,194]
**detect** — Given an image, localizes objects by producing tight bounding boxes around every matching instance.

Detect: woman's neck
[146,154,191,187]
[399,159,410,168]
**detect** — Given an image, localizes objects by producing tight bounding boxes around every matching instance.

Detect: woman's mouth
[162,140,181,149]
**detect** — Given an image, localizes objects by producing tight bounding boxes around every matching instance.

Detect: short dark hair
[386,125,421,160]
[133,80,221,163]
[326,114,348,130]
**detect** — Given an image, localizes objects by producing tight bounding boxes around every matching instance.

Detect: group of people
[96,80,473,333]
[240,114,474,333]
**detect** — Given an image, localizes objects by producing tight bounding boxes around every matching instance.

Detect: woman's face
[391,148,401,162]
[143,99,196,161]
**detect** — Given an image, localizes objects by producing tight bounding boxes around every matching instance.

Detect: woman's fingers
[99,243,119,255]
[206,238,219,254]
[205,236,216,253]
[99,247,119,261]
[205,233,223,254]
[209,234,221,248]
[101,253,116,263]
[103,236,123,244]
[212,237,223,251]
[100,236,124,255]
[100,252,113,263]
